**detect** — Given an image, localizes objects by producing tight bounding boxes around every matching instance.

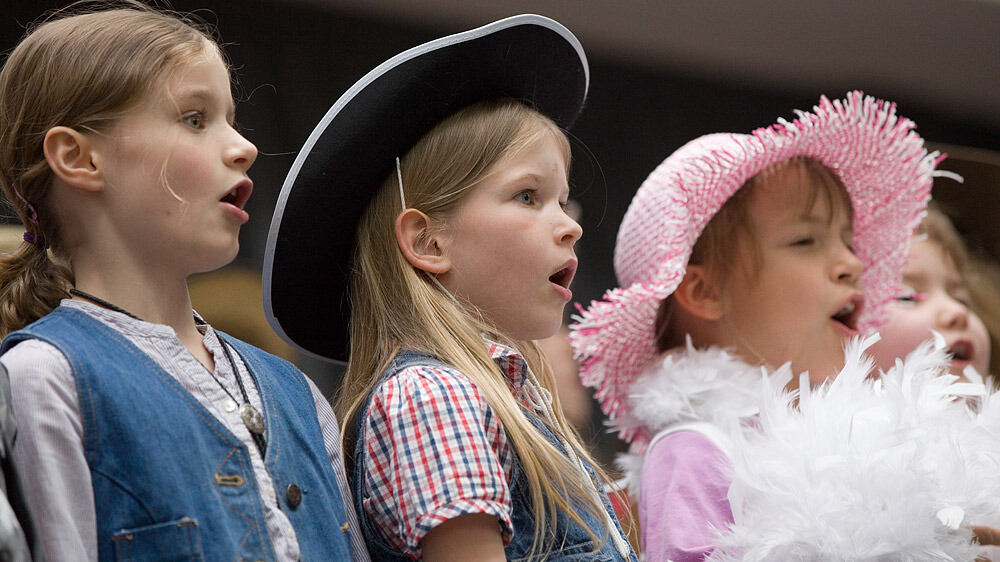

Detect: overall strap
[351,350,443,561]
[647,421,734,460]
[219,332,355,561]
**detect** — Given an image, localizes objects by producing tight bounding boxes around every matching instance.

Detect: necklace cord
[69,287,267,456]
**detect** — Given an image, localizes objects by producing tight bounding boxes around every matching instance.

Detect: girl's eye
[791,236,814,246]
[514,190,536,205]
[896,292,928,306]
[182,112,205,129]
[951,291,973,308]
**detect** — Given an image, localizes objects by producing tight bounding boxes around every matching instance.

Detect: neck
[71,266,201,344]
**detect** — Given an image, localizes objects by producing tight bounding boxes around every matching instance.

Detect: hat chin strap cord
[396,157,407,210]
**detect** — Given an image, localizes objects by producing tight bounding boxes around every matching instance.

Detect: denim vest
[352,351,636,561]
[1,307,353,561]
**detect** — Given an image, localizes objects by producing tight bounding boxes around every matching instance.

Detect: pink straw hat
[570,91,939,451]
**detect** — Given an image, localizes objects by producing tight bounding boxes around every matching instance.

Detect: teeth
[841,301,855,315]
[550,268,569,286]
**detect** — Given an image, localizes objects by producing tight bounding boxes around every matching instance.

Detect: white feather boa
[621,336,1000,561]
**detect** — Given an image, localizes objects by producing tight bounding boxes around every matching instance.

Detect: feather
[625,336,1000,560]
[707,338,1000,561]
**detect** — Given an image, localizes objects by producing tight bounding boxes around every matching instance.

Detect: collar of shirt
[62,299,215,341]
[485,340,537,410]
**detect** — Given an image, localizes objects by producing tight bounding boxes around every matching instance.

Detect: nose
[937,294,970,330]
[556,209,583,246]
[226,126,258,172]
[831,241,862,285]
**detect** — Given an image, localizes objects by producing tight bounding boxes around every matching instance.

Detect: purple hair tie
[10,185,45,249]
[22,231,46,249]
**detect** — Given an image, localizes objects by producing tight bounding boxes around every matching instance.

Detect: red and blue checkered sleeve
[361,362,514,558]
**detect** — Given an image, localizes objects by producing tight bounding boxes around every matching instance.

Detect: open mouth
[948,340,973,362]
[221,180,253,209]
[549,260,577,289]
[831,295,864,331]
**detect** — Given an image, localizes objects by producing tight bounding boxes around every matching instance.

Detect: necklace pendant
[239,403,265,435]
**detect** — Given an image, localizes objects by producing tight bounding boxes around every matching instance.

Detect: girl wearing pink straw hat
[572,92,1000,559]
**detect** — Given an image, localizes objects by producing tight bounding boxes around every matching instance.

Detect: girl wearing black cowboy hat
[265,15,635,562]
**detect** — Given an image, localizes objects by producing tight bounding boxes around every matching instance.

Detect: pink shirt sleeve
[638,429,733,562]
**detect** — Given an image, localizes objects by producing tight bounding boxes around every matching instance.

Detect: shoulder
[616,428,732,501]
[1,339,81,438]
[628,346,762,436]
[1,339,73,391]
[645,428,730,481]
[215,330,297,368]
[374,360,487,409]
[364,360,500,442]
[214,330,311,389]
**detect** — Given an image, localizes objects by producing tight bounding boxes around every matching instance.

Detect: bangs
[796,157,853,225]
[753,156,852,225]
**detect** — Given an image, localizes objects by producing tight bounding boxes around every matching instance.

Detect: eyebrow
[510,169,571,190]
[508,171,543,185]
[904,270,964,291]
[175,87,237,121]
[795,210,826,223]
[796,210,854,231]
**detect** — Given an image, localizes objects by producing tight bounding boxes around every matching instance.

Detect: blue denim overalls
[2,307,354,561]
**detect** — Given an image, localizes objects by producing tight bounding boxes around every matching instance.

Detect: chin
[512,319,562,343]
[194,247,240,274]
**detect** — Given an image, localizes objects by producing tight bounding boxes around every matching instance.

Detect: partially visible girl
[871,206,995,382]
[263,15,635,562]
[572,92,1000,559]
[0,3,365,560]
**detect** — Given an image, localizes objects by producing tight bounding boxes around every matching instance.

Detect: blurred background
[4,0,999,462]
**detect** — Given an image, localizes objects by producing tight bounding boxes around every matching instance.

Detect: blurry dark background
[5,0,999,461]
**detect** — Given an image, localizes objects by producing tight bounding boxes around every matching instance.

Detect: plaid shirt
[361,342,538,559]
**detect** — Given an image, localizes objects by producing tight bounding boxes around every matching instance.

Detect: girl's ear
[43,126,102,192]
[395,208,451,275]
[673,264,724,321]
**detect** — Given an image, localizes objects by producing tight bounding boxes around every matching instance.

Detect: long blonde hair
[0,2,217,336]
[340,98,615,555]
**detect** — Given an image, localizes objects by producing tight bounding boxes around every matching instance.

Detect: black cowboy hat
[263,14,589,362]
